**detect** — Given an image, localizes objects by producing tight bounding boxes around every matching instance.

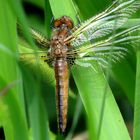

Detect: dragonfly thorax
[50,44,68,58]
[50,31,69,58]
[50,16,74,58]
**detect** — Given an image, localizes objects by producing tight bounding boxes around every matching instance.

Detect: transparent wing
[67,24,140,67]
[18,38,50,61]
[18,24,51,61]
[20,51,49,61]
[17,23,50,48]
[30,28,50,48]
[64,0,140,47]
[74,47,128,68]
[19,51,54,67]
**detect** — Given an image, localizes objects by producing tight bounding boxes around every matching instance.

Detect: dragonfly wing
[17,23,50,48]
[30,28,50,48]
[65,0,140,47]
[18,24,51,61]
[74,46,127,69]
[19,43,53,67]
[20,51,49,61]
[18,40,50,61]
[67,24,140,68]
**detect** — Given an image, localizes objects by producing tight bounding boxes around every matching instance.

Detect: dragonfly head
[54,16,73,29]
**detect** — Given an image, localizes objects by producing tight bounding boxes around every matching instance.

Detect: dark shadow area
[0,127,5,140]
[22,2,44,21]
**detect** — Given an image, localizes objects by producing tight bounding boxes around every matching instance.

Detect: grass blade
[133,50,140,140]
[0,1,29,139]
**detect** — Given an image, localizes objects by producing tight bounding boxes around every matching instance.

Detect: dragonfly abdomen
[54,58,69,133]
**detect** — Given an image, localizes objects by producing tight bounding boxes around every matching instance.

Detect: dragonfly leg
[50,16,55,29]
[67,57,75,66]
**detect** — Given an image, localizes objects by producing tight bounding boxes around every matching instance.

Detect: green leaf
[0,1,29,139]
[0,0,52,140]
[133,50,140,140]
[72,64,131,140]
[133,8,140,140]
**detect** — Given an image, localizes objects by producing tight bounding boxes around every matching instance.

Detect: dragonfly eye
[54,16,73,29]
[65,21,73,29]
[61,16,73,29]
[54,19,62,28]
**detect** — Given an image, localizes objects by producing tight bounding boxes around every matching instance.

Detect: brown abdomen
[54,58,69,133]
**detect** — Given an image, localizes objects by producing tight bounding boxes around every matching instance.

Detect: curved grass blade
[133,46,140,140]
[0,0,30,139]
[131,8,140,140]
[7,0,51,140]
[0,78,29,140]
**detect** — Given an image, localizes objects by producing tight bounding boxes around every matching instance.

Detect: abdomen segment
[54,58,69,133]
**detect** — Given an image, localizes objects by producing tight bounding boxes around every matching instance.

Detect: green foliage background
[0,0,140,140]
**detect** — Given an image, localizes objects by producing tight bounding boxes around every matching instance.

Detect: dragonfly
[19,0,140,133]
